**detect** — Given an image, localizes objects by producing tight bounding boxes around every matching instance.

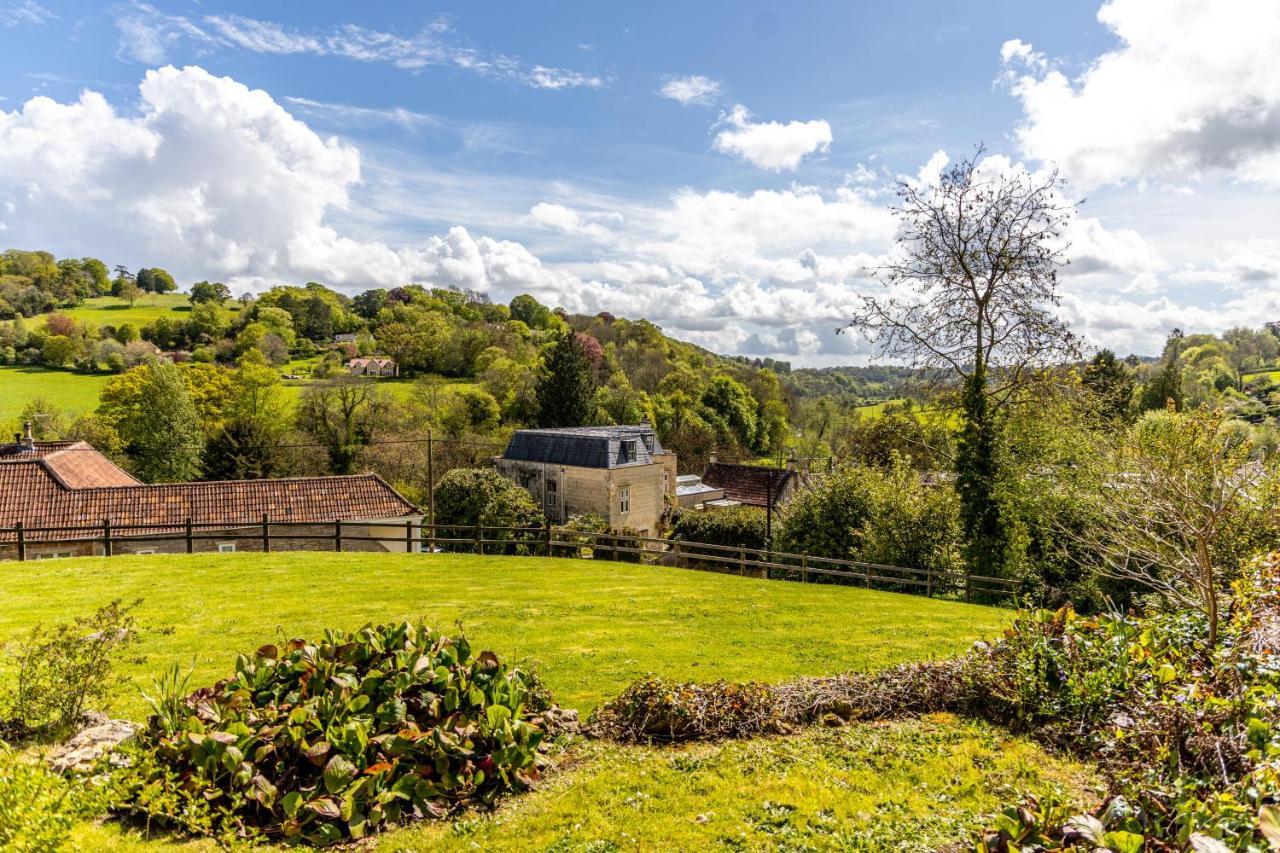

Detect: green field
[0,553,1101,850]
[0,364,111,421]
[61,294,238,327]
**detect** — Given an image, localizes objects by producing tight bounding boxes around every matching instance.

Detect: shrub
[670,506,767,552]
[1,599,139,738]
[109,622,553,846]
[433,468,543,553]
[0,746,79,852]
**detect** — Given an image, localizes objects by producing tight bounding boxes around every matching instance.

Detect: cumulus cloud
[712,104,832,171]
[1001,0,1280,188]
[115,7,604,90]
[658,75,722,106]
[527,202,616,240]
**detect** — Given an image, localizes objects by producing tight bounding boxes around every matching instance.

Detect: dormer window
[641,434,654,452]
[620,439,637,463]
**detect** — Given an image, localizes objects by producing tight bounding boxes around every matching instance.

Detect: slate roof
[700,463,795,509]
[0,441,419,542]
[501,426,666,469]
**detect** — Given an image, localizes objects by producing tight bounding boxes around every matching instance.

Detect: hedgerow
[107,622,559,846]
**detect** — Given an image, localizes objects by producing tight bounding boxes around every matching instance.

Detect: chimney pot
[22,421,33,448]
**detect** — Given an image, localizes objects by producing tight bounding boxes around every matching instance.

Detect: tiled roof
[0,441,141,488]
[700,463,794,509]
[502,426,666,469]
[0,456,419,542]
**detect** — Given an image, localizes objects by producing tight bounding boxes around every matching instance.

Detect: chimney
[22,421,34,449]
[708,449,718,465]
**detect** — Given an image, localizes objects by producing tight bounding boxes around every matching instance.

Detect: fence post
[673,539,681,568]
[612,532,618,563]
[965,575,972,603]
[427,518,435,554]
[261,514,271,553]
[16,521,25,562]
[185,517,194,554]
[801,553,808,584]
[405,518,414,553]
[334,519,343,553]
[544,520,552,557]
[739,544,746,576]
[103,518,112,557]
[475,521,483,556]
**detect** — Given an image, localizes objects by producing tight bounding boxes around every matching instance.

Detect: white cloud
[1002,0,1280,189]
[114,8,604,90]
[0,0,53,26]
[527,202,615,240]
[712,104,832,171]
[658,75,722,106]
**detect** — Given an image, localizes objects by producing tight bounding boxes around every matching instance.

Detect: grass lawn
[0,364,112,420]
[0,553,1100,850]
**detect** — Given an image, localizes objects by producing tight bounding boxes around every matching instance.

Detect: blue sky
[0,0,1277,364]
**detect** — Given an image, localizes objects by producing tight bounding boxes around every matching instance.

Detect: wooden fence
[0,519,1021,603]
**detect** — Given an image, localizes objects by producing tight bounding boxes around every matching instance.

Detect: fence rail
[0,518,1021,603]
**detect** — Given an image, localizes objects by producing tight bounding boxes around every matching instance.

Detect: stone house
[494,425,676,535]
[0,432,422,559]
[346,357,398,377]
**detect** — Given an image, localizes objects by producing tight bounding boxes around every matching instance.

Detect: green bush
[1,599,139,738]
[432,468,543,554]
[776,457,961,587]
[109,622,553,846]
[0,747,79,852]
[670,506,767,552]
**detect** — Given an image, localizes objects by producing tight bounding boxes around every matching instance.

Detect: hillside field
[0,553,1102,850]
[0,364,112,421]
[61,294,237,327]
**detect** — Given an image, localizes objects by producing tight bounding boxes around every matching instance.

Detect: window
[217,542,236,553]
[35,551,73,560]
[642,434,654,452]
[620,439,637,463]
[546,479,558,507]
[135,549,156,556]
[619,485,630,514]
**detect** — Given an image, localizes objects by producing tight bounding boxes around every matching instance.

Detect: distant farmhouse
[346,357,397,377]
[333,333,358,345]
[0,428,420,560]
[495,425,676,535]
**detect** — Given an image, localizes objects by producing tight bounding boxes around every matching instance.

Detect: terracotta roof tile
[0,448,419,542]
[700,463,794,509]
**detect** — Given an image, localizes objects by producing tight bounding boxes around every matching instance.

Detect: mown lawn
[0,553,1007,716]
[0,364,112,420]
[0,553,1100,849]
[61,294,239,327]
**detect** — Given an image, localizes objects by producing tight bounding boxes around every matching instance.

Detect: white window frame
[546,479,558,508]
[620,439,637,462]
[619,485,630,514]
[134,549,156,556]
[217,542,237,553]
[36,551,73,560]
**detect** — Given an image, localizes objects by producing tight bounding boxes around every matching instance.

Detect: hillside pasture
[0,364,112,421]
[61,294,237,327]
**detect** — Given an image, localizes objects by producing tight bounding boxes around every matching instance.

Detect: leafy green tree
[40,335,75,367]
[1140,345,1185,412]
[535,331,595,428]
[101,359,204,482]
[135,268,177,294]
[509,294,553,330]
[851,149,1079,580]
[204,352,292,480]
[1082,349,1136,423]
[188,281,231,304]
[701,374,760,451]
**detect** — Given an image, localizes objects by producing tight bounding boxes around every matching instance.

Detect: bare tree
[849,148,1080,578]
[296,376,391,474]
[1079,408,1271,649]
